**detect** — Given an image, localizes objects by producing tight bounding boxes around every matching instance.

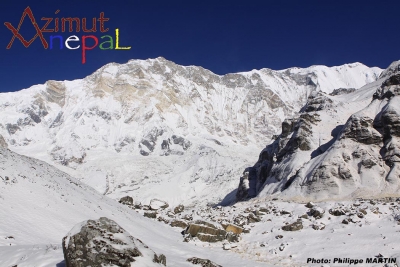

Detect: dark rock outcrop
[302,91,333,112]
[340,115,382,145]
[174,204,184,214]
[236,98,322,201]
[309,207,325,219]
[144,211,157,219]
[330,88,356,96]
[62,217,166,267]
[170,220,188,228]
[282,220,303,231]
[119,196,134,206]
[172,135,192,150]
[6,124,20,135]
[187,257,222,267]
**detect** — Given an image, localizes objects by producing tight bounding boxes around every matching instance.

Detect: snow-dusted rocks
[301,91,333,112]
[170,220,188,228]
[174,204,185,214]
[187,257,222,267]
[340,115,382,145]
[309,206,325,219]
[62,217,166,267]
[225,224,243,235]
[236,60,400,202]
[150,199,169,210]
[281,219,303,231]
[119,195,134,206]
[184,220,240,243]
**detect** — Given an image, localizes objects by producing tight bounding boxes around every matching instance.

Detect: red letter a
[4,6,48,49]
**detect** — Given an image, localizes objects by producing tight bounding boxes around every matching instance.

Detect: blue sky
[1,0,399,92]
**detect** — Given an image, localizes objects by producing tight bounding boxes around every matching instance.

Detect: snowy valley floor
[1,197,400,267]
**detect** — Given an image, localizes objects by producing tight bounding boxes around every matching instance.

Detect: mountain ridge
[0,57,382,206]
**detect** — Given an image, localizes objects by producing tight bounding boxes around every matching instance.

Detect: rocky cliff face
[237,60,400,202]
[0,58,381,205]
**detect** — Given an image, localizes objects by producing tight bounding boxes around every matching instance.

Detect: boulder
[305,202,315,208]
[185,221,240,243]
[233,214,248,227]
[187,257,222,267]
[170,220,188,229]
[62,217,166,267]
[174,204,185,214]
[225,224,243,235]
[185,224,226,243]
[329,207,348,216]
[223,243,231,250]
[282,220,303,231]
[280,210,291,215]
[309,207,325,219]
[157,216,169,224]
[247,213,261,223]
[134,201,143,209]
[312,222,326,230]
[150,199,169,210]
[144,212,157,219]
[119,196,134,206]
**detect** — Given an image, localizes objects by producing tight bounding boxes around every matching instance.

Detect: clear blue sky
[1,0,399,92]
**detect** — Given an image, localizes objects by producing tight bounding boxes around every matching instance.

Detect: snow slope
[0,147,268,267]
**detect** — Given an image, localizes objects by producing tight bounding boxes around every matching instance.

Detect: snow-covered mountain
[237,60,400,202]
[0,57,381,206]
[4,58,400,267]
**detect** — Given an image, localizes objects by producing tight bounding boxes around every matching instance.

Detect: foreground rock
[150,199,169,210]
[119,195,134,206]
[170,220,188,228]
[62,217,166,267]
[185,221,240,243]
[174,204,185,214]
[187,257,222,267]
[282,220,303,231]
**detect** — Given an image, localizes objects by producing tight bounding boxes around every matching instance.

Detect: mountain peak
[379,59,400,79]
[0,58,385,205]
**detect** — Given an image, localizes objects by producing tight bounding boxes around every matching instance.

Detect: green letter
[99,35,113,50]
